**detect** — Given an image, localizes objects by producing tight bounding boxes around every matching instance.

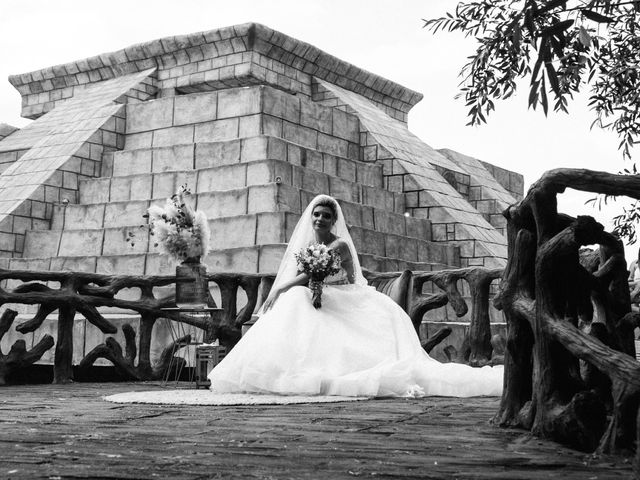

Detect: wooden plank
[0,383,632,479]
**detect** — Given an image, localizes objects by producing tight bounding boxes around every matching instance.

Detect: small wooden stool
[195,345,227,388]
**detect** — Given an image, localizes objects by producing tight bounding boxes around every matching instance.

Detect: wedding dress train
[208,273,503,398]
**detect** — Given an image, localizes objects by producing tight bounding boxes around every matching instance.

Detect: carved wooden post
[234,276,262,330]
[53,304,76,384]
[467,278,492,365]
[493,230,535,428]
[136,312,156,378]
[218,277,238,325]
[258,276,275,311]
[466,268,502,366]
[212,274,245,347]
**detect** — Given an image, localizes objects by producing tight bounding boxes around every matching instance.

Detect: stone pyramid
[0,23,522,279]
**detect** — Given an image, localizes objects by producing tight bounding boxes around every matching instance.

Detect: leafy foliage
[424,0,640,159]
[584,163,640,242]
[425,1,640,243]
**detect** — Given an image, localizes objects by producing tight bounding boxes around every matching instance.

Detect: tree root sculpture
[0,309,54,385]
[79,324,191,381]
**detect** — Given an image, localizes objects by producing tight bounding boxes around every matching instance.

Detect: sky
[0,0,636,259]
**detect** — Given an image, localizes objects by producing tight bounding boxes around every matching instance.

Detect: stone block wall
[0,69,157,258]
[478,160,525,201]
[439,149,524,236]
[316,80,509,268]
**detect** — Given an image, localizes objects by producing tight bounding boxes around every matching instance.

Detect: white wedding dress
[208,195,503,398]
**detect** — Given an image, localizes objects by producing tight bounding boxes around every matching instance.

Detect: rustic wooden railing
[411,267,504,366]
[0,266,505,385]
[492,168,640,474]
[0,269,273,384]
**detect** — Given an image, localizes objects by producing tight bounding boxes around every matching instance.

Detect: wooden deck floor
[0,382,632,479]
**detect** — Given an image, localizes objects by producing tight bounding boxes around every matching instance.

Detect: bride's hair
[312,197,338,220]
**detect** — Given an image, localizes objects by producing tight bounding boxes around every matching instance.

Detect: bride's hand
[262,288,282,312]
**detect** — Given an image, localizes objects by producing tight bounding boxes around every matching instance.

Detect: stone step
[52,195,427,238]
[51,184,426,241]
[123,86,360,161]
[10,247,453,279]
[74,180,406,224]
[81,157,387,209]
[107,135,381,187]
[25,213,449,266]
[51,200,428,237]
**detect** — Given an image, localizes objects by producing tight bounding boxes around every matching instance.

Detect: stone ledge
[112,136,373,183]
[24,214,442,264]
[43,199,432,243]
[76,176,405,218]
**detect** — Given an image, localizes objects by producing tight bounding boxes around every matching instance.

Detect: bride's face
[312,205,335,234]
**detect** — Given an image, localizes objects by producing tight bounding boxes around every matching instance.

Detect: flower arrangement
[295,243,341,308]
[128,185,210,263]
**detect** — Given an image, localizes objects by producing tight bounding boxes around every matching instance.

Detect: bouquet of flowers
[130,185,211,263]
[295,243,341,308]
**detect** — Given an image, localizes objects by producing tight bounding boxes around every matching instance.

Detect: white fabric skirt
[208,284,503,398]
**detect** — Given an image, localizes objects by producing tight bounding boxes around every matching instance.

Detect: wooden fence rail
[0,266,505,385]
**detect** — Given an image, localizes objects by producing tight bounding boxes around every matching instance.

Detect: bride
[208,195,503,397]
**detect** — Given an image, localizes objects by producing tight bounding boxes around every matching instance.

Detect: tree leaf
[529,80,540,108]
[541,76,549,115]
[581,9,615,23]
[424,0,636,167]
[512,22,522,51]
[536,0,567,15]
[545,61,561,96]
[540,19,574,37]
[549,35,565,59]
[532,53,545,84]
[524,9,535,33]
[578,26,592,48]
